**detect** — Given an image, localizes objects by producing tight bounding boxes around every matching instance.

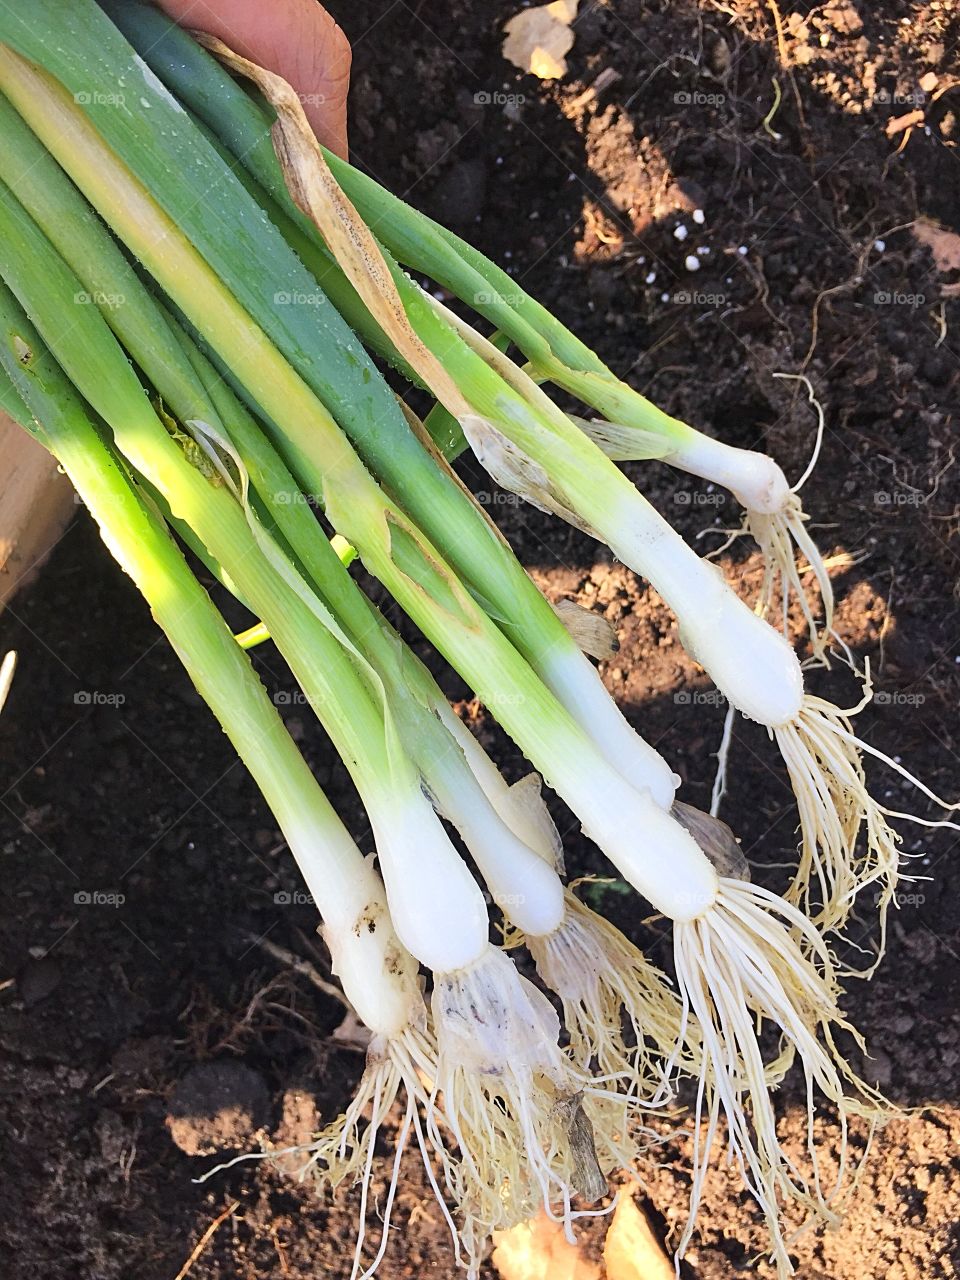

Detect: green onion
[108,0,833,653]
[0,43,721,920]
[0,147,645,1262]
[0,7,925,1273]
[70,0,693,810]
[84,4,936,956]
[0,281,481,1275]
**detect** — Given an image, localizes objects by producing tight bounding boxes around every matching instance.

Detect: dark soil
[2,2,959,1278]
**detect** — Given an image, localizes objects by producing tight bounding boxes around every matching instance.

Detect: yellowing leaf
[502,1,580,81]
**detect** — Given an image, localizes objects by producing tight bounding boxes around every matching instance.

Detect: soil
[2,2,959,1278]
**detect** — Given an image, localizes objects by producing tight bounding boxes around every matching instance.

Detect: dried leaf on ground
[492,1211,600,1280]
[502,1,580,80]
[602,1194,675,1280]
[491,1194,674,1280]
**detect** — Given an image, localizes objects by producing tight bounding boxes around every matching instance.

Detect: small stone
[864,1047,893,1086]
[673,224,689,241]
[19,955,62,1007]
[684,255,701,272]
[692,208,705,224]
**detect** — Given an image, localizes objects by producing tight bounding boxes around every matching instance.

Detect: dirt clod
[165,1061,271,1157]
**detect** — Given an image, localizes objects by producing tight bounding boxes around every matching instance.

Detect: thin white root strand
[746,494,835,664]
[671,879,888,1279]
[775,690,960,971]
[430,946,627,1256]
[287,1022,470,1279]
[526,888,686,1105]
[710,703,737,818]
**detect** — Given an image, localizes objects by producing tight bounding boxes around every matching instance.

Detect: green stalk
[0,100,555,863]
[67,1,673,796]
[101,0,688,448]
[0,176,420,833]
[0,281,389,948]
[171,316,563,870]
[0,48,715,921]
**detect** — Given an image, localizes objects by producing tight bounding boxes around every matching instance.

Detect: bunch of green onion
[1,3,955,1275]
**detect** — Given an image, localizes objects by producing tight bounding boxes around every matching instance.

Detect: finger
[154,0,351,158]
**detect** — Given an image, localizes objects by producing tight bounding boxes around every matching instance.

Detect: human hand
[154,0,351,158]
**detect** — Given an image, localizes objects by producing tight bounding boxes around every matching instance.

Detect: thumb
[154,0,351,159]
